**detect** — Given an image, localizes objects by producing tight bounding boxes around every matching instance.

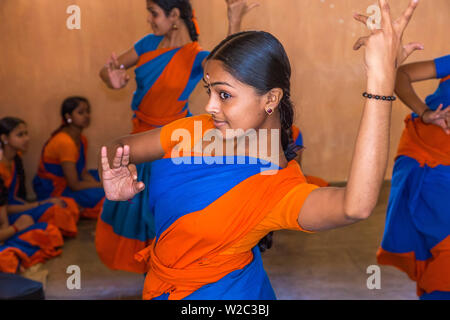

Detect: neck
[163,21,192,48]
[63,125,82,139]
[1,145,17,163]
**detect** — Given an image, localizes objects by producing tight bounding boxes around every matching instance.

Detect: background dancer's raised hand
[104,52,131,89]
[100,145,145,201]
[226,0,259,35]
[353,0,422,78]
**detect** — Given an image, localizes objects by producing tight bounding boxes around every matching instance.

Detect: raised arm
[99,47,139,89]
[226,0,259,35]
[395,60,450,134]
[99,127,165,201]
[297,0,421,232]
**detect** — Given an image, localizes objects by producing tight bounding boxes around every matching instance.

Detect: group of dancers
[1,0,448,300]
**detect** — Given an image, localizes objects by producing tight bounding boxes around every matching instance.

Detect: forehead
[204,60,238,84]
[11,122,27,133]
[146,1,160,10]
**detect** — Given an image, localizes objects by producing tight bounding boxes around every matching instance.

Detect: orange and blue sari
[0,159,79,237]
[0,220,63,273]
[33,132,105,219]
[130,34,209,134]
[96,35,209,273]
[98,115,318,299]
[377,55,450,300]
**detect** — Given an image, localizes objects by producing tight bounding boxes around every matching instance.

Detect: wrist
[11,224,19,234]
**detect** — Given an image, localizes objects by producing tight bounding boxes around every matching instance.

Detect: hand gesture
[14,214,34,232]
[422,104,450,135]
[226,0,259,25]
[353,0,422,78]
[101,145,145,201]
[105,52,130,89]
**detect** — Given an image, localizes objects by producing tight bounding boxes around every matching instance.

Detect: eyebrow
[202,78,235,88]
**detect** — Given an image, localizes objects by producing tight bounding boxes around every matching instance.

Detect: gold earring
[172,23,178,30]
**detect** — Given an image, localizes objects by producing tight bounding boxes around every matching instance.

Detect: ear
[169,8,181,21]
[0,134,7,145]
[264,88,284,111]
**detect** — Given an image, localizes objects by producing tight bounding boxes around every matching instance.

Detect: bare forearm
[0,226,16,242]
[395,68,428,115]
[68,180,102,191]
[344,75,394,219]
[7,202,40,214]
[228,21,241,36]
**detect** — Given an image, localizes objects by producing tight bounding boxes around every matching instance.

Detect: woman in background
[376,55,450,300]
[96,0,259,273]
[0,117,79,237]
[0,150,63,274]
[33,97,105,220]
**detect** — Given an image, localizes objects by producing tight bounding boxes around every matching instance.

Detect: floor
[39,181,417,300]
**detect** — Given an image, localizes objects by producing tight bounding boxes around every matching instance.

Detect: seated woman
[33,97,105,219]
[0,117,79,237]
[0,151,63,274]
[291,125,330,187]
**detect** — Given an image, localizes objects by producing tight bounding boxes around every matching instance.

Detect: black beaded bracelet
[363,92,396,101]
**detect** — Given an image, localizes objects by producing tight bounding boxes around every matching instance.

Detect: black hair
[151,0,199,42]
[0,177,8,206]
[50,96,91,137]
[207,31,299,252]
[0,117,27,200]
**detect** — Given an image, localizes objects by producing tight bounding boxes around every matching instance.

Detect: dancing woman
[376,54,450,300]
[99,0,420,300]
[96,0,259,272]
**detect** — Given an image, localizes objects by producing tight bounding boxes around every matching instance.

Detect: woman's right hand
[105,52,130,89]
[353,0,421,87]
[422,104,450,135]
[101,145,145,201]
[14,215,34,232]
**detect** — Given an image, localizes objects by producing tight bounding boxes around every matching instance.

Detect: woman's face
[203,59,269,139]
[5,123,30,153]
[67,101,91,129]
[146,1,175,36]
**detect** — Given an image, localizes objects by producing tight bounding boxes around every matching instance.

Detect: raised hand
[105,52,130,89]
[422,104,450,135]
[353,0,421,80]
[101,145,145,201]
[226,0,259,34]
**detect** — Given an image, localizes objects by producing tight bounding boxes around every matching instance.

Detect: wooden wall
[0,0,449,193]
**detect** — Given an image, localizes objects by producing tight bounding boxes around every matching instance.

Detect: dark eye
[204,85,211,95]
[219,92,231,100]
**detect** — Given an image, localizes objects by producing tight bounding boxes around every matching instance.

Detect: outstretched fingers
[397,0,419,33]
[101,146,111,172]
[378,0,393,31]
[353,36,369,50]
[112,146,123,168]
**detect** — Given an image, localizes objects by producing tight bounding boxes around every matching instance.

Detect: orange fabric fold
[80,197,105,220]
[396,115,450,167]
[377,235,450,296]
[38,197,80,237]
[95,217,152,274]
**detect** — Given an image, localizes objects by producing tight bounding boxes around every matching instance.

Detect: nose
[204,98,220,116]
